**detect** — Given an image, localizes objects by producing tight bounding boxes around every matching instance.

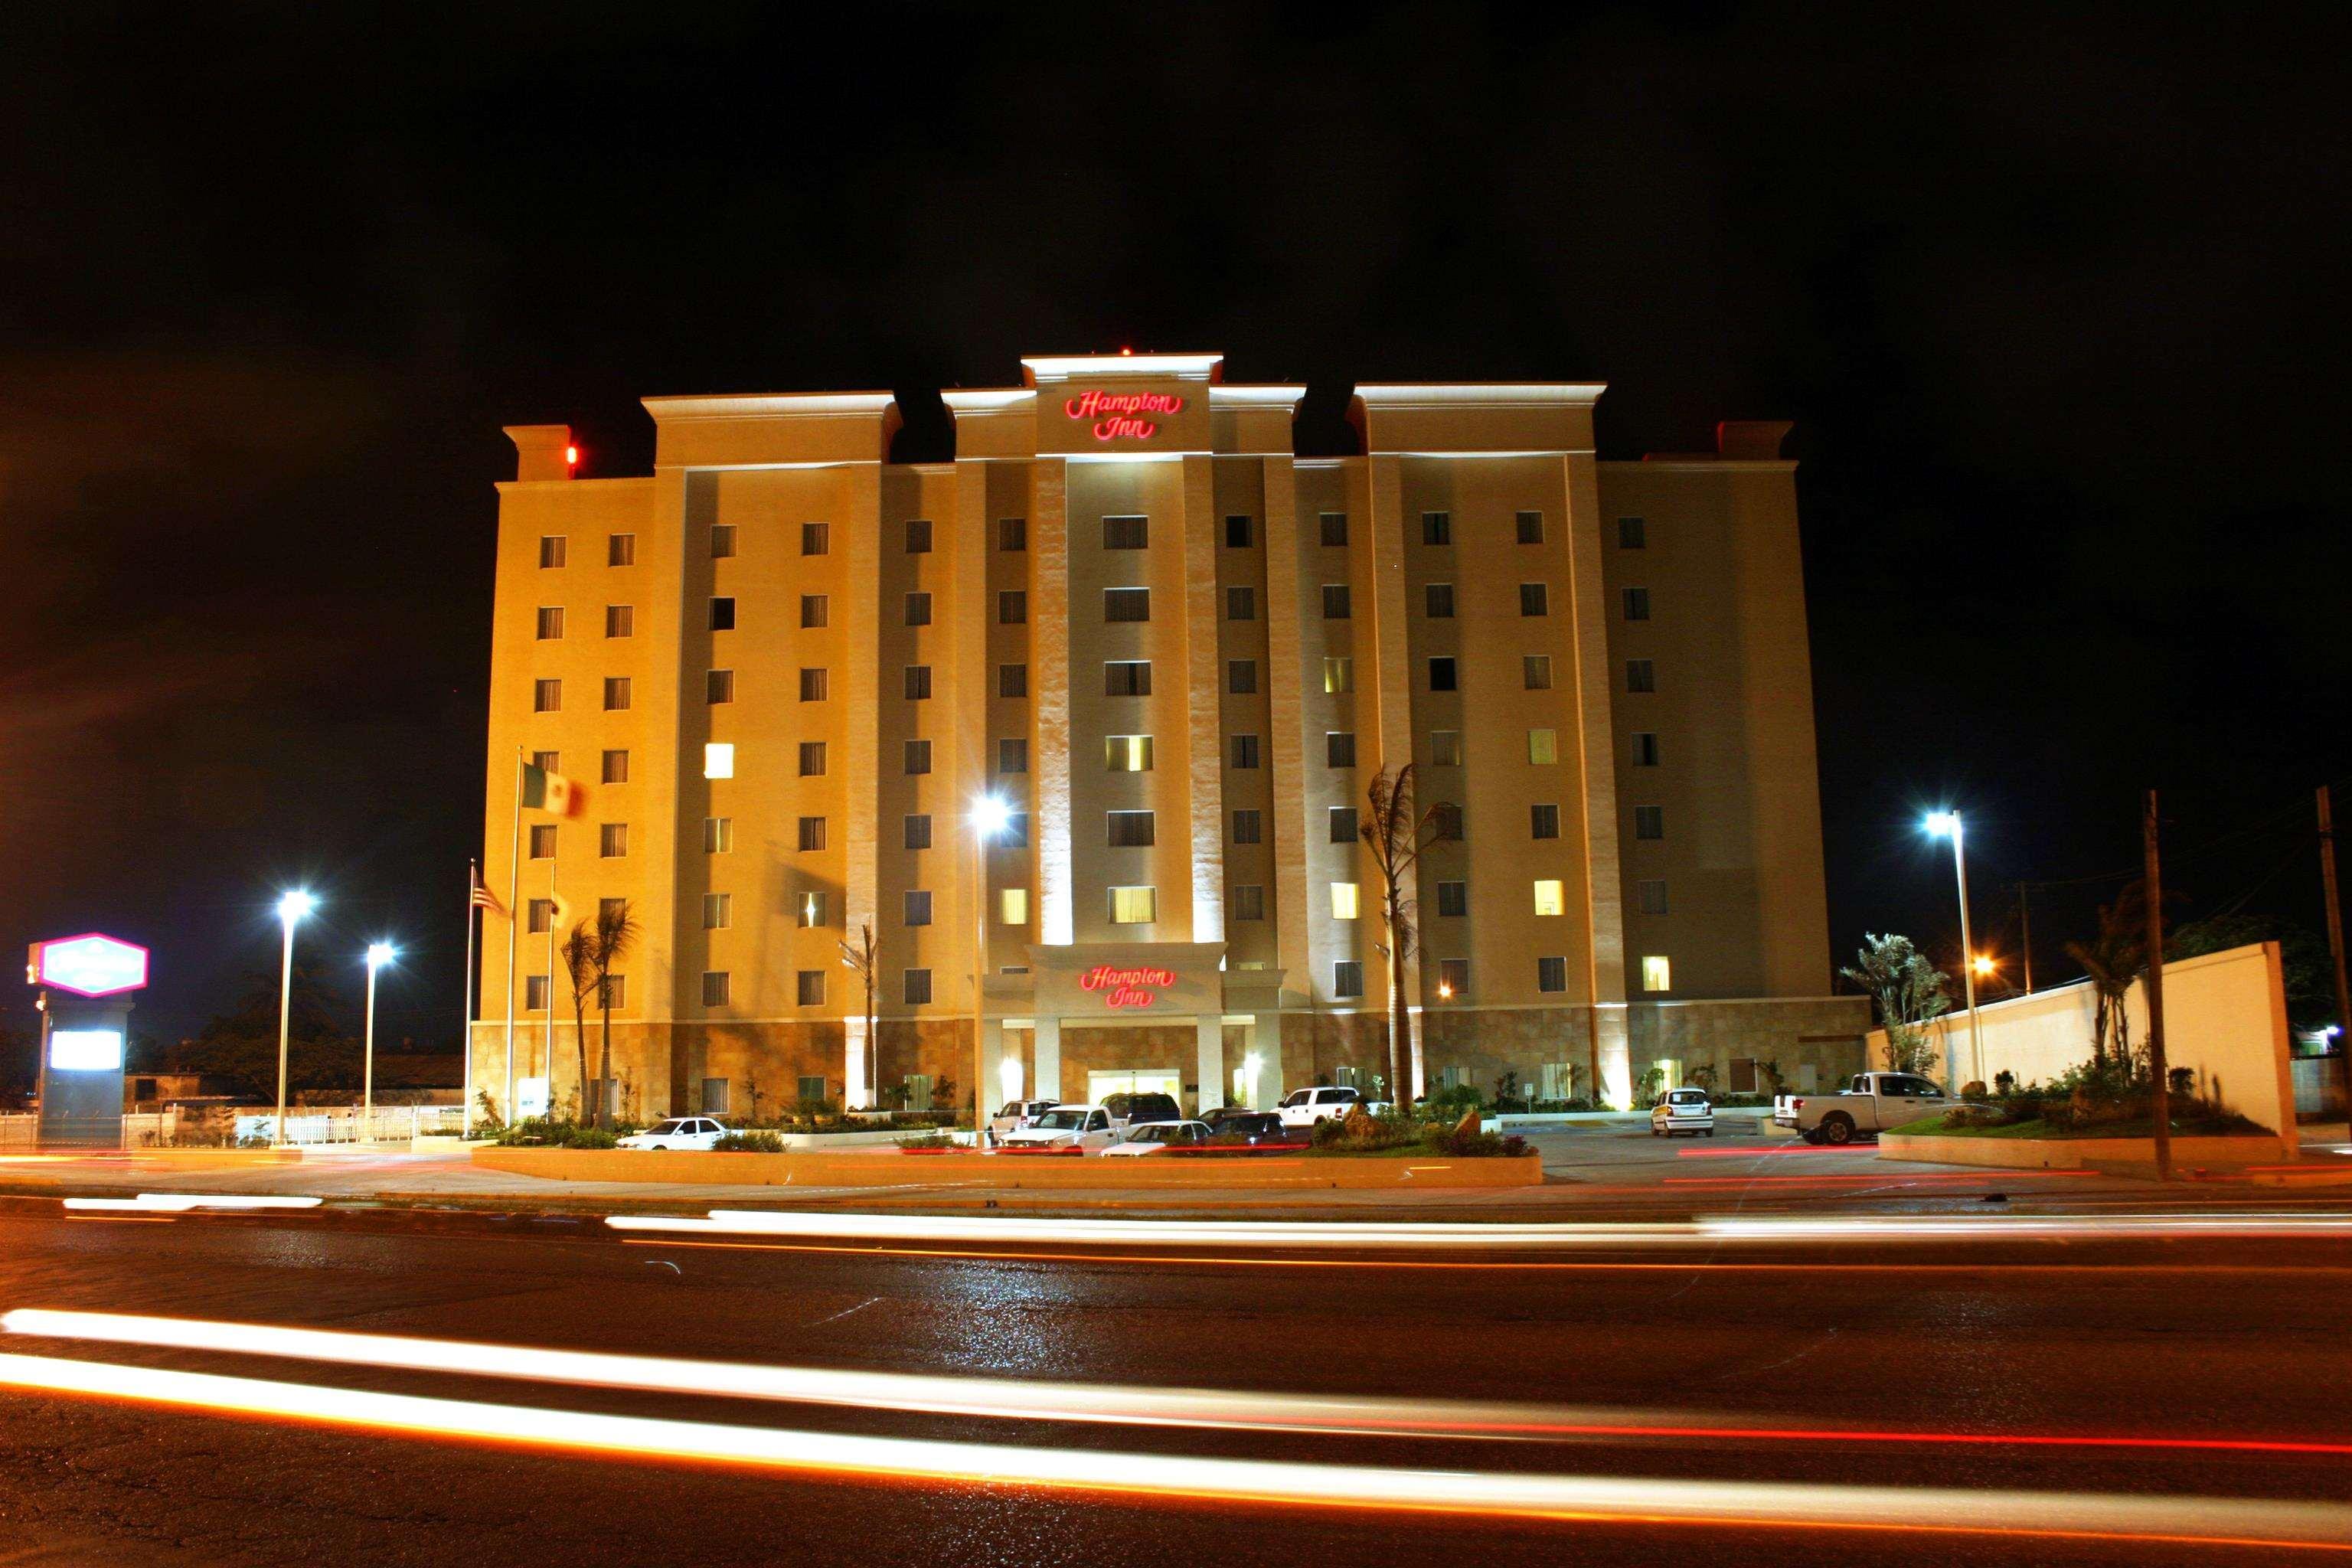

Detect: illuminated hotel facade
[471,353,1867,1120]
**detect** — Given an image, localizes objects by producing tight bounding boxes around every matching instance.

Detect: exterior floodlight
[972,795,1013,837]
[1923,812,1959,838]
[367,942,397,970]
[276,890,316,924]
[1919,810,1981,1085]
[270,892,316,1145]
[1972,954,1995,977]
[362,941,397,1119]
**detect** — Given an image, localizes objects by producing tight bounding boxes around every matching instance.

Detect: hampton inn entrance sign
[1063,389,1184,442]
[1078,964,1179,1010]
[1033,942,1224,1019]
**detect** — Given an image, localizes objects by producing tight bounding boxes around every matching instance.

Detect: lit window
[797,816,827,851]
[1109,886,1157,925]
[1642,956,1672,992]
[798,890,827,928]
[905,815,932,850]
[710,524,735,559]
[709,596,736,632]
[1319,512,1348,547]
[903,969,933,1005]
[1533,879,1566,917]
[704,817,733,854]
[606,534,633,567]
[1227,586,1256,620]
[605,604,632,637]
[1231,884,1265,920]
[599,823,628,858]
[1103,514,1148,550]
[703,743,734,779]
[905,890,932,926]
[701,972,730,1006]
[601,749,629,785]
[1107,810,1155,848]
[802,522,830,556]
[1105,587,1151,622]
[539,537,567,569]
[1106,661,1151,696]
[1323,656,1352,694]
[1421,511,1451,546]
[1430,730,1462,767]
[802,594,828,628]
[1321,584,1351,619]
[535,606,564,640]
[1538,956,1568,993]
[798,740,826,776]
[707,668,734,704]
[796,970,825,1006]
[1528,729,1558,765]
[1106,735,1154,772]
[1000,887,1031,926]
[905,518,933,554]
[1517,511,1545,545]
[1331,883,1360,920]
[1332,959,1363,999]
[702,893,731,930]
[533,679,560,713]
[906,591,933,626]
[603,677,630,710]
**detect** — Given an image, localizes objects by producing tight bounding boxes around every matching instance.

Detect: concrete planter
[1879,1130,2289,1170]
[473,1145,1544,1189]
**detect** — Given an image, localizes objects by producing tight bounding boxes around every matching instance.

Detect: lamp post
[364,942,396,1129]
[970,795,1011,1147]
[1924,813,1983,1088]
[273,891,315,1147]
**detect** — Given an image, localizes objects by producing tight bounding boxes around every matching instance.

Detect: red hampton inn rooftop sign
[1078,964,1178,1010]
[1064,389,1183,442]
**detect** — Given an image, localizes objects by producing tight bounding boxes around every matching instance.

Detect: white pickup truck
[1772,1072,1952,1145]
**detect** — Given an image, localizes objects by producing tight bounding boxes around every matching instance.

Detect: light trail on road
[60,1195,323,1213]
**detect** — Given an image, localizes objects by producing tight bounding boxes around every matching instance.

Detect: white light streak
[59,1194,324,1213]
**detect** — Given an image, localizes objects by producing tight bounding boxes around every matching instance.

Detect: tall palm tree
[2066,884,2148,1075]
[590,900,640,1128]
[1361,763,1448,1109]
[838,921,878,1107]
[558,921,599,1121]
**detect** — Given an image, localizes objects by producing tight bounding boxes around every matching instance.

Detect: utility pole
[2143,790,2172,1181]
[2318,786,2352,1119]
[2017,882,2034,995]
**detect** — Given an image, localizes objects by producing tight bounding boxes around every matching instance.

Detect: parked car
[1772,1072,1951,1145]
[618,1117,731,1151]
[997,1103,1119,1151]
[1102,1091,1183,1129]
[1276,1086,1367,1128]
[1650,1088,1715,1138]
[1204,1108,1299,1145]
[989,1098,1060,1134]
[1099,1119,1214,1155]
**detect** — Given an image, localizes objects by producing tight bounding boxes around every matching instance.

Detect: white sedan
[618,1117,732,1150]
[997,1104,1118,1151]
[1650,1089,1715,1138]
[1099,1119,1214,1155]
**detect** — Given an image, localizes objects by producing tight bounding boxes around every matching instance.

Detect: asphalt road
[1,1187,2350,1567]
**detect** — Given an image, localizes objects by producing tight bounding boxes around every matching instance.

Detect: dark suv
[1103,1091,1182,1127]
[1204,1109,1298,1145]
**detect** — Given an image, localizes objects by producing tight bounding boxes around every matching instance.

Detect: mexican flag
[521,763,583,816]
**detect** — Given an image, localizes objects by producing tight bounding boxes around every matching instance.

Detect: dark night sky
[2,2,2346,1051]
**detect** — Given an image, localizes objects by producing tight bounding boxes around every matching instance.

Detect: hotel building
[471,353,1867,1121]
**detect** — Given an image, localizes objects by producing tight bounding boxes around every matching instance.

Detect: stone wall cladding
[1625,998,1872,1093]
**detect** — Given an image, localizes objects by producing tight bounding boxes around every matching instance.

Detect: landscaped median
[1880,1112,2289,1171]
[472,1145,1543,1189]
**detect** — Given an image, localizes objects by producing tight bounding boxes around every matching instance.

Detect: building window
[1227,585,1256,620]
[1001,663,1028,698]
[1000,517,1027,551]
[1519,583,1549,617]
[1106,661,1152,697]
[601,975,626,1009]
[1436,880,1467,917]
[1635,805,1664,840]
[605,604,633,638]
[1233,808,1262,844]
[800,668,829,702]
[1109,886,1157,924]
[1428,657,1458,692]
[1232,884,1265,921]
[524,975,550,1011]
[1632,732,1659,766]
[906,590,933,626]
[798,890,826,928]
[702,893,731,930]
[1421,511,1452,546]
[1638,878,1669,914]
[1517,511,1545,545]
[606,534,633,567]
[798,816,827,851]
[904,969,933,1005]
[905,814,932,850]
[905,518,933,554]
[904,890,933,926]
[1432,802,1464,841]
[1003,812,1029,848]
[1227,659,1257,694]
[998,590,1027,625]
[708,523,735,560]
[1230,734,1260,769]
[1321,584,1351,619]
[531,750,559,773]
[535,606,564,640]
[1424,583,1455,619]
[1319,512,1348,547]
[1537,956,1568,993]
[599,823,628,858]
[1105,587,1151,622]
[1331,882,1360,920]
[526,898,553,935]
[1332,959,1363,999]
[904,739,932,775]
[1533,879,1566,917]
[1328,805,1358,844]
[709,596,736,632]
[601,749,629,785]
[1623,586,1651,621]
[1528,728,1558,765]
[1438,958,1469,997]
[1107,810,1155,848]
[1530,803,1560,840]
[539,536,567,569]
[1326,732,1356,768]
[1430,730,1462,767]
[707,668,735,704]
[603,676,631,710]
[998,737,1028,773]
[797,740,826,776]
[1106,735,1154,772]
[1642,955,1672,992]
[598,897,626,925]
[701,1079,732,1120]
[533,678,560,713]
[1618,516,1646,550]
[703,816,732,854]
[1000,887,1031,925]
[802,521,831,556]
[797,970,825,1007]
[703,742,733,779]
[1103,514,1148,550]
[1322,655,1352,694]
[801,594,828,629]
[1225,514,1253,548]
[1626,659,1656,694]
[904,665,933,701]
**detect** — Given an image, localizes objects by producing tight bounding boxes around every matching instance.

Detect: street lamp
[970,795,1012,1147]
[364,942,397,1128]
[273,891,315,1147]
[1923,813,1984,1087]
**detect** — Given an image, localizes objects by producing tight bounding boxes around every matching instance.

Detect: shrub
[1960,1080,1987,1099]
[564,1126,618,1150]
[897,1132,956,1151]
[713,1130,786,1153]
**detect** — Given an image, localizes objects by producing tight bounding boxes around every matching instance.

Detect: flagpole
[462,858,478,1138]
[505,747,521,1126]
[545,831,558,1115]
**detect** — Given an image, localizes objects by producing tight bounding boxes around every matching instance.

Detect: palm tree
[1360,763,1449,1109]
[589,900,639,1128]
[838,921,878,1108]
[558,920,599,1122]
[2066,885,2148,1075]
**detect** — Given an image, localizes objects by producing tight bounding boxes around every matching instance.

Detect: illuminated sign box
[31,933,150,998]
[51,1030,124,1072]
